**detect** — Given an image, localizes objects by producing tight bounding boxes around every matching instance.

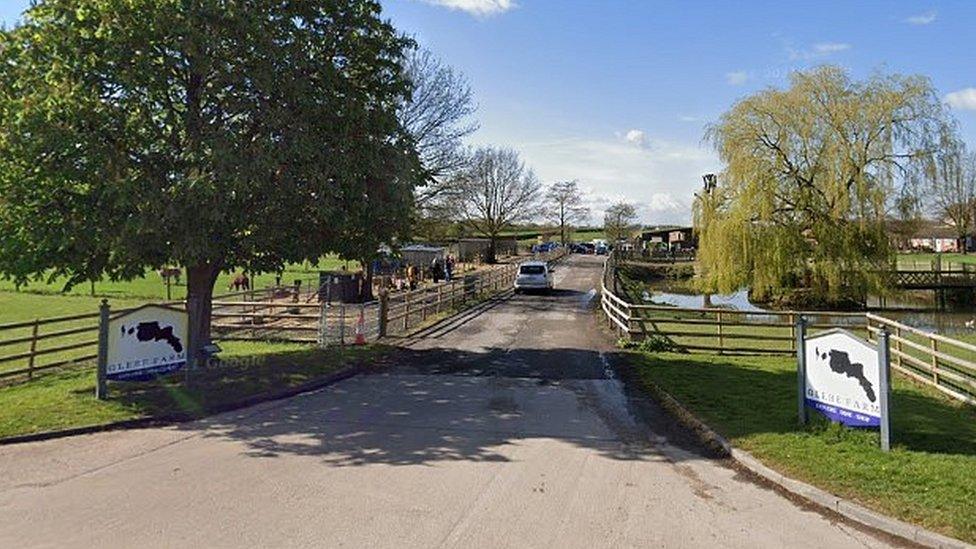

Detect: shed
[454,239,490,262]
[318,271,364,303]
[400,244,446,268]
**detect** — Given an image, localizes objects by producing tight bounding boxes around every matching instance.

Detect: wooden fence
[601,255,976,405]
[0,250,565,384]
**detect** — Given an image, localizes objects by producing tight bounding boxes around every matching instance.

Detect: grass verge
[0,341,386,440]
[624,351,976,543]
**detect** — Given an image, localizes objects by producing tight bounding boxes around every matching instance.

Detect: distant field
[0,257,353,300]
[0,256,355,325]
[898,253,976,270]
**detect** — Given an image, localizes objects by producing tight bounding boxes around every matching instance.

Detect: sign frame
[98,302,189,398]
[795,317,892,451]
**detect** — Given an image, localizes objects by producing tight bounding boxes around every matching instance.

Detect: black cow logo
[121,321,183,353]
[817,347,876,402]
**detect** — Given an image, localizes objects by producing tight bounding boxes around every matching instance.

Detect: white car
[514,260,553,293]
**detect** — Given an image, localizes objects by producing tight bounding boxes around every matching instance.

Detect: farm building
[400,244,446,267]
[638,226,696,251]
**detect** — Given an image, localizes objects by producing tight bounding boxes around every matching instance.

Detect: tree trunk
[486,237,497,264]
[186,262,221,368]
[360,259,375,302]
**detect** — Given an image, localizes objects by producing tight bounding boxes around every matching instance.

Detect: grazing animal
[229,273,251,292]
[158,267,181,285]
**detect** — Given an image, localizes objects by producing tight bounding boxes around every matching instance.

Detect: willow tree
[695,66,954,305]
[0,0,420,361]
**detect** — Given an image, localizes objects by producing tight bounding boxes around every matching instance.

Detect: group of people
[430,255,456,284]
[388,255,458,292]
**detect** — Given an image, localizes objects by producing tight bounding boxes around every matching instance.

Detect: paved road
[0,255,895,548]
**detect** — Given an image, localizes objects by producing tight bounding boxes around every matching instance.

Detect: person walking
[431,257,443,284]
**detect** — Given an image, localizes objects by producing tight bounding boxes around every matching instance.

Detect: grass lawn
[0,255,354,303]
[626,351,976,543]
[0,341,385,440]
[0,291,146,325]
[897,252,976,270]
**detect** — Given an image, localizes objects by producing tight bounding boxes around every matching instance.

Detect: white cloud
[788,42,851,60]
[725,71,748,86]
[624,129,646,147]
[905,11,937,25]
[419,0,517,16]
[945,88,976,111]
[516,135,720,226]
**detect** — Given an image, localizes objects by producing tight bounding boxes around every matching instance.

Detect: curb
[0,365,363,446]
[639,374,972,549]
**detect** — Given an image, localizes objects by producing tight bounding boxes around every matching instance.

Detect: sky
[3,1,976,226]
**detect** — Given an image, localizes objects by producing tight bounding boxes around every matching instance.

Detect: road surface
[0,255,896,548]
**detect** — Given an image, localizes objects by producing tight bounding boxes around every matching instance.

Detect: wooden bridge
[889,269,976,290]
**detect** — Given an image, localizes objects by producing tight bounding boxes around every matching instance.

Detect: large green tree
[695,66,955,305]
[603,202,638,245]
[0,0,420,360]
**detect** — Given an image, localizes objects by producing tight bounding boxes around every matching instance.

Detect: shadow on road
[183,346,716,468]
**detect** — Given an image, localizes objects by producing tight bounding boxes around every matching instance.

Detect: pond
[640,279,976,337]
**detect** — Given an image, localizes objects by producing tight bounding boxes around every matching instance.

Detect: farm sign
[106,305,188,381]
[796,322,893,451]
[803,329,881,427]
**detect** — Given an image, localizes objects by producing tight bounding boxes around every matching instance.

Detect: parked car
[532,242,559,254]
[514,260,554,293]
[595,244,608,255]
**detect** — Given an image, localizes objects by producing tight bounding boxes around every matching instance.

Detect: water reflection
[643,281,976,336]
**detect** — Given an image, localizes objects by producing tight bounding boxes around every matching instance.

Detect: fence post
[788,313,796,353]
[795,315,807,425]
[339,302,346,346]
[930,338,939,385]
[894,326,902,369]
[96,299,110,400]
[437,285,443,314]
[716,311,724,354]
[27,319,39,380]
[422,290,428,322]
[378,290,389,338]
[318,302,328,348]
[878,327,892,452]
[403,295,410,331]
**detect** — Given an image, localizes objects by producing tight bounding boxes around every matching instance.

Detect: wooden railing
[0,312,106,381]
[383,248,567,336]
[0,250,567,384]
[866,314,976,406]
[601,255,976,405]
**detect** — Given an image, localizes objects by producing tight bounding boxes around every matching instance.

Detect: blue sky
[4,1,976,224]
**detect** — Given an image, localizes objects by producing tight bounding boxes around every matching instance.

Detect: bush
[618,334,684,353]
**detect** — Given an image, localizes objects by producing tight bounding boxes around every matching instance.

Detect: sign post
[96,299,110,400]
[795,315,807,425]
[878,328,892,452]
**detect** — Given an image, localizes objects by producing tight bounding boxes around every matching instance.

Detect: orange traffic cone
[354,309,367,345]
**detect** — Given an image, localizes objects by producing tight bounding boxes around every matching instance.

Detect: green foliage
[618,334,683,353]
[0,0,420,291]
[695,66,956,305]
[0,0,423,351]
